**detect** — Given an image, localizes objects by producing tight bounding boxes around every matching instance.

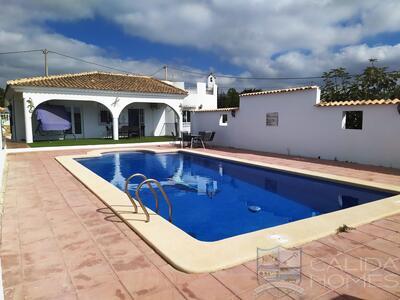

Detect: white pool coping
[56,147,400,273]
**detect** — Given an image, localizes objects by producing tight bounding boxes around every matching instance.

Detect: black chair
[203,131,215,148]
[181,132,192,148]
[171,131,182,147]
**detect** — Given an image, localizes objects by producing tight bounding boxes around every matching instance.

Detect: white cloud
[0,0,400,90]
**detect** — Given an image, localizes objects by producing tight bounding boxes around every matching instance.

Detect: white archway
[22,91,183,143]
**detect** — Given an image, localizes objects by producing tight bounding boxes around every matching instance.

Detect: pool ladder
[124,173,172,223]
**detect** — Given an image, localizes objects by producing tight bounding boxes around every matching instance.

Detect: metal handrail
[135,179,173,223]
[124,173,159,214]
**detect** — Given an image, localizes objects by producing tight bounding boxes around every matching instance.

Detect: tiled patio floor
[1,146,400,299]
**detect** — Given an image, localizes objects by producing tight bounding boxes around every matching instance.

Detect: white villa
[4,71,217,143]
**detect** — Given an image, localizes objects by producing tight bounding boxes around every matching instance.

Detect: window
[342,111,363,130]
[100,110,112,124]
[266,112,279,126]
[183,111,191,123]
[219,114,228,126]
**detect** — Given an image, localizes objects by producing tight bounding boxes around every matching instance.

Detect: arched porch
[31,100,114,142]
[116,102,180,139]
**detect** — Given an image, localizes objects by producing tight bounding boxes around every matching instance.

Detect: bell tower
[207,73,216,91]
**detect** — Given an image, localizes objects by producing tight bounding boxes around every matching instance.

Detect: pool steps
[124,173,173,223]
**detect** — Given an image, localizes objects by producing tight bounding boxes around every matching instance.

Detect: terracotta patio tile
[311,290,344,299]
[46,210,78,226]
[366,238,400,258]
[365,268,400,297]
[76,279,131,300]
[283,274,332,300]
[23,257,66,283]
[110,254,153,274]
[22,273,75,300]
[19,226,53,245]
[65,249,109,273]
[318,234,362,252]
[238,281,288,300]
[137,287,185,300]
[242,259,257,272]
[212,264,259,297]
[335,276,398,299]
[385,232,400,244]
[82,217,106,228]
[1,254,20,270]
[3,285,23,300]
[301,259,354,290]
[337,229,376,244]
[372,219,400,232]
[132,239,156,254]
[88,223,120,238]
[357,223,398,238]
[145,251,168,268]
[177,274,238,300]
[21,238,60,266]
[95,233,142,258]
[112,261,172,297]
[386,214,400,224]
[346,245,400,273]
[300,241,341,262]
[69,267,115,291]
[54,226,92,249]
[328,253,380,279]
[2,267,23,289]
[159,264,207,286]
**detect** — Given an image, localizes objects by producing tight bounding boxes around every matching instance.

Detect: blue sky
[1,1,400,88]
[45,17,245,76]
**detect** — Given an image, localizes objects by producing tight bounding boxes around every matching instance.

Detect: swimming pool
[77,151,395,242]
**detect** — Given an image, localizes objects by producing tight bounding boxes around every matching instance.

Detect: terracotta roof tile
[7,71,187,95]
[317,99,400,107]
[193,107,239,112]
[240,86,318,97]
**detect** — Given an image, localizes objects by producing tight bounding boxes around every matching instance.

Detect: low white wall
[191,89,400,168]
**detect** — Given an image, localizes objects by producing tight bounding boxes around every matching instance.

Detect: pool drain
[248,205,261,212]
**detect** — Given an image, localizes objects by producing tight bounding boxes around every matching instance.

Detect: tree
[351,66,400,99]
[321,61,400,101]
[321,68,351,101]
[0,87,5,107]
[218,88,240,108]
[240,88,263,94]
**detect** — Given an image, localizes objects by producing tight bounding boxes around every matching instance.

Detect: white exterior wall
[183,82,218,110]
[191,89,400,168]
[11,87,184,142]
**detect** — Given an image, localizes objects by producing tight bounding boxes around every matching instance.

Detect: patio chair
[171,131,182,147]
[181,132,192,148]
[105,125,113,139]
[191,132,206,149]
[200,131,215,148]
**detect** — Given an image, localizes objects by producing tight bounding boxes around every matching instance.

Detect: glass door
[128,108,145,136]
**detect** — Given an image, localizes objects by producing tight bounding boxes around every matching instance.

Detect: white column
[112,117,119,141]
[23,98,33,143]
[178,114,183,136]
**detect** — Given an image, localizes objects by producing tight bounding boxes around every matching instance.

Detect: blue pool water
[77,151,395,242]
